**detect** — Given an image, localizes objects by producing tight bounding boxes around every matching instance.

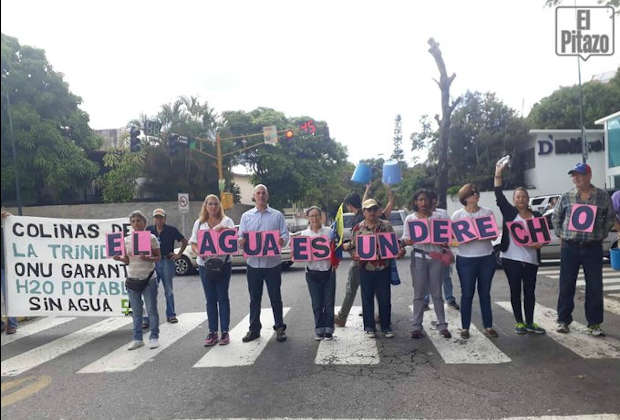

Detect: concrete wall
[4,202,253,238]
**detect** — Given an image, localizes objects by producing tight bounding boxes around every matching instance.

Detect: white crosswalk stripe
[496,302,620,359]
[193,307,290,368]
[411,305,511,364]
[315,306,379,365]
[1,317,133,377]
[77,312,205,373]
[537,267,616,276]
[1,317,76,347]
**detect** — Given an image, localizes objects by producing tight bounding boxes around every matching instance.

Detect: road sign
[263,125,278,145]
[178,193,190,214]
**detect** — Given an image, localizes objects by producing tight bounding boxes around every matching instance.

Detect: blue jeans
[247,265,286,333]
[557,242,603,326]
[1,268,17,329]
[456,254,496,329]
[127,277,159,341]
[424,265,456,304]
[155,259,177,319]
[199,264,232,333]
[306,269,336,335]
[359,266,391,332]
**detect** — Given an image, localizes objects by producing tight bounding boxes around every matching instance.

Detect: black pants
[247,265,285,333]
[502,258,538,325]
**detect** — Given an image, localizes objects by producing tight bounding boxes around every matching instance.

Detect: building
[595,110,620,190]
[231,165,254,205]
[95,128,127,151]
[518,129,606,194]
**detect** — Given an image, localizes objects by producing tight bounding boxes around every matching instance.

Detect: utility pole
[5,91,23,215]
[577,56,588,164]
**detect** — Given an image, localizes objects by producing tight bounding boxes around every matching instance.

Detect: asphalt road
[2,258,620,420]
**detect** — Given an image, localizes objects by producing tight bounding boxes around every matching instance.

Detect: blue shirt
[146,224,185,258]
[238,206,289,268]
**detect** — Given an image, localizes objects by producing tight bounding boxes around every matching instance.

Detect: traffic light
[129,127,141,152]
[284,129,294,140]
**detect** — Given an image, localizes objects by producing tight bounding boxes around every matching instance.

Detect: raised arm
[494,160,515,219]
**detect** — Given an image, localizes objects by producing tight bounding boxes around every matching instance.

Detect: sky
[1,0,618,164]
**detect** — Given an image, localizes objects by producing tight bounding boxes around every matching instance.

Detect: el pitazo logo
[555,6,615,60]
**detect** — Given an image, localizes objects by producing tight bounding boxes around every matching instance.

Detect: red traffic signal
[284,129,294,140]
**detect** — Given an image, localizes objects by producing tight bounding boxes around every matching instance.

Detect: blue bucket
[382,161,402,185]
[611,248,620,271]
[351,161,371,184]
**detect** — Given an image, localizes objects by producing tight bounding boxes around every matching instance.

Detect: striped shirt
[552,185,614,243]
[238,206,290,268]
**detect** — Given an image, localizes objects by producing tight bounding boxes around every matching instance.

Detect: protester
[114,210,161,350]
[350,199,395,338]
[612,190,620,240]
[301,206,336,341]
[423,191,459,312]
[334,192,364,327]
[402,189,452,339]
[494,161,545,335]
[238,185,290,343]
[146,208,187,325]
[189,195,235,346]
[552,163,614,336]
[1,209,17,335]
[452,184,498,339]
[363,182,394,218]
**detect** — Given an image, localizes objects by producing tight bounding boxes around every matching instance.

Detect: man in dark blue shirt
[146,208,188,324]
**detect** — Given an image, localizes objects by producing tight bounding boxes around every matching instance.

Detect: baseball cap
[568,163,591,175]
[362,199,379,210]
[152,208,166,217]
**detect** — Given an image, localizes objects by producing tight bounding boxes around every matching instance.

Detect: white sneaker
[127,340,144,351]
[149,338,160,349]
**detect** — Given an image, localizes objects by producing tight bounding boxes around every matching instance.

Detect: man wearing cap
[552,163,614,336]
[146,208,188,324]
[237,184,290,343]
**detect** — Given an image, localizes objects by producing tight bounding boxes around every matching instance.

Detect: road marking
[538,267,616,275]
[315,306,379,365]
[77,312,205,373]
[576,278,620,286]
[1,317,76,347]
[1,317,132,377]
[193,308,290,368]
[411,305,511,364]
[0,375,52,408]
[604,298,620,315]
[174,414,620,420]
[496,302,620,359]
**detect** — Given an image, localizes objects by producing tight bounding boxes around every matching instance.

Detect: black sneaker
[447,300,460,310]
[324,332,333,341]
[242,330,260,343]
[275,327,287,342]
[422,303,430,312]
[167,317,178,324]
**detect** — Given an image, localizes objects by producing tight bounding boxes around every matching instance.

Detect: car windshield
[531,198,545,205]
[389,212,403,225]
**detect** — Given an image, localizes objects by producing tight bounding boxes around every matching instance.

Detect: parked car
[174,226,294,275]
[529,194,560,214]
[492,208,618,266]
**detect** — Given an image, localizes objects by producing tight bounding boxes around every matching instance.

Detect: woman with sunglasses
[452,184,498,339]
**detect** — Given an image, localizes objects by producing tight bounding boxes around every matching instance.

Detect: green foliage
[1,33,102,204]
[528,68,620,129]
[98,149,144,203]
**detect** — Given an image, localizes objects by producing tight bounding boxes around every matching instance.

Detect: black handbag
[125,270,154,293]
[205,256,230,274]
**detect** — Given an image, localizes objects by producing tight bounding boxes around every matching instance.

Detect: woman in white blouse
[190,194,235,346]
[301,206,336,341]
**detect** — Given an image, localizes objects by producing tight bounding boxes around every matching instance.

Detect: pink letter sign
[197,229,219,257]
[568,204,597,233]
[430,219,452,245]
[217,229,238,255]
[243,231,281,257]
[506,221,531,246]
[291,236,311,262]
[261,230,281,257]
[356,235,377,260]
[526,217,551,244]
[106,232,125,257]
[131,231,152,256]
[474,215,500,240]
[377,232,399,259]
[407,219,431,244]
[310,236,331,261]
[451,218,479,244]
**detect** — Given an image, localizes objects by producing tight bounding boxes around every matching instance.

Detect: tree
[427,38,461,209]
[1,33,102,204]
[391,114,404,161]
[528,68,620,129]
[545,0,620,14]
[97,148,144,203]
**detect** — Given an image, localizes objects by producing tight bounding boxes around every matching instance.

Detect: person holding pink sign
[494,161,545,335]
[189,194,235,346]
[402,189,452,339]
[113,210,161,351]
[552,163,615,337]
[452,184,499,339]
[350,199,396,338]
[300,206,336,341]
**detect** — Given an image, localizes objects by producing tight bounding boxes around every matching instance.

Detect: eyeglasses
[364,207,379,212]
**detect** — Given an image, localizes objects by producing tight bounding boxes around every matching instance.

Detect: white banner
[3,215,133,317]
